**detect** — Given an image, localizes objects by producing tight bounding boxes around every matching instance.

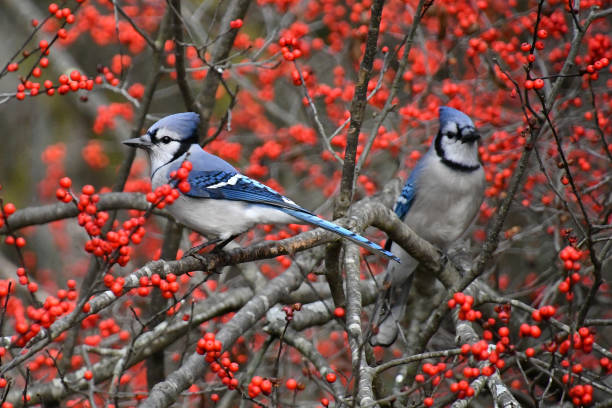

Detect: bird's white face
[145,128,188,171]
[435,120,481,170]
[125,127,191,175]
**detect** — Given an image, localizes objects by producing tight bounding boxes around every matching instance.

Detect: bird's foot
[210,235,239,254]
[183,238,222,258]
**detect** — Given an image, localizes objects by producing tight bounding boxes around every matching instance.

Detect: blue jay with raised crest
[370,106,486,346]
[123,112,399,262]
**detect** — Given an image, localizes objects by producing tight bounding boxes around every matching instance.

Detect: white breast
[403,157,485,249]
[167,196,295,240]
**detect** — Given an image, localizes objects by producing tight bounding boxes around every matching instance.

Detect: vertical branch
[145,220,183,389]
[343,243,367,403]
[335,0,386,217]
[170,0,198,113]
[197,0,252,140]
[325,0,386,311]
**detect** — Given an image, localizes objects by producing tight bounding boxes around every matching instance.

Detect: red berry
[82,185,95,195]
[59,177,72,188]
[3,203,16,215]
[453,292,466,304]
[325,372,336,383]
[285,378,297,390]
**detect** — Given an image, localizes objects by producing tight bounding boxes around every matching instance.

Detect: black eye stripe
[148,128,159,143]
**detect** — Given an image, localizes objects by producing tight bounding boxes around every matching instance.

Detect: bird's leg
[211,234,239,253]
[185,235,239,265]
[183,238,223,258]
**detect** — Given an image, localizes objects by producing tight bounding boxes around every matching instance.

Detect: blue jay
[123,112,399,262]
[370,106,486,346]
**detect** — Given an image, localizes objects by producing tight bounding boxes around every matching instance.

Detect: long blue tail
[281,208,400,263]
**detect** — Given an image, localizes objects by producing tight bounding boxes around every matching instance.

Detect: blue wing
[384,164,421,251]
[185,171,399,262]
[394,181,416,221]
[185,171,307,212]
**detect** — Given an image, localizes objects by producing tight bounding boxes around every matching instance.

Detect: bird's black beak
[461,130,481,143]
[123,135,152,149]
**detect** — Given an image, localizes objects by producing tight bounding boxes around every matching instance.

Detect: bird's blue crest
[439,106,474,128]
[147,112,200,140]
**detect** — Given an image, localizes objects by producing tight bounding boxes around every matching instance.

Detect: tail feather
[282,208,400,263]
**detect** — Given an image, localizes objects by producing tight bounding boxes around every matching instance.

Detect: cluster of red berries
[196,333,240,390]
[447,292,482,321]
[103,274,127,297]
[466,37,487,56]
[47,2,82,20]
[146,161,192,208]
[89,216,144,266]
[137,273,181,299]
[569,383,594,406]
[16,267,35,291]
[559,245,583,271]
[558,275,581,300]
[459,340,505,369]
[95,66,121,87]
[58,177,145,266]
[524,78,545,90]
[519,323,542,338]
[414,361,485,406]
[55,177,75,203]
[556,327,595,355]
[72,184,106,236]
[27,280,77,325]
[583,56,609,81]
[247,375,273,398]
[53,70,95,96]
[13,280,77,347]
[290,69,310,86]
[415,362,448,384]
[229,19,243,29]
[279,36,303,61]
[14,68,94,99]
[530,304,556,321]
[6,0,84,100]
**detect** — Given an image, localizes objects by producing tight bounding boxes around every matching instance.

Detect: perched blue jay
[370,106,486,346]
[123,112,399,262]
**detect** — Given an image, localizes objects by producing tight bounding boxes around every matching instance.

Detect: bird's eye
[446,131,457,139]
[161,136,172,144]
